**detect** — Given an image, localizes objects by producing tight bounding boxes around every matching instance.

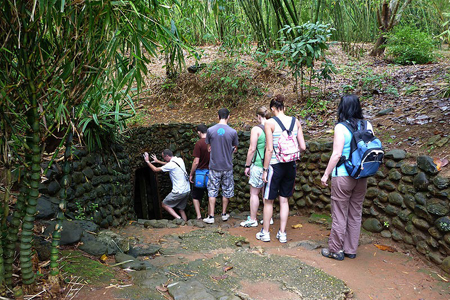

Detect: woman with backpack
[256,95,306,243]
[241,106,270,227]
[320,94,374,260]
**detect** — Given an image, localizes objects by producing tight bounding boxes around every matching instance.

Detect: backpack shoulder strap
[173,160,188,175]
[272,116,287,132]
[256,124,264,131]
[339,121,355,133]
[289,117,296,132]
[361,120,367,131]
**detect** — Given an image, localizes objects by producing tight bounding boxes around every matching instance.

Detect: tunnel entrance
[134,167,161,220]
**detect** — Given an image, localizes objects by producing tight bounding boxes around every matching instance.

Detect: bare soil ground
[73,215,450,300]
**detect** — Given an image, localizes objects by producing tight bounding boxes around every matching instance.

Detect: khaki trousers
[328,176,368,254]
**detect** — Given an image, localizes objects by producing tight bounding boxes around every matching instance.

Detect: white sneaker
[260,218,274,225]
[276,230,287,243]
[203,216,214,224]
[240,216,258,227]
[256,229,271,242]
[221,213,230,221]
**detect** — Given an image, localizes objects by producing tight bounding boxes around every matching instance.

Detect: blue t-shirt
[206,123,239,171]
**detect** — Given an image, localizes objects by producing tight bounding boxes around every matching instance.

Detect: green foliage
[60,250,114,283]
[353,69,389,93]
[272,22,335,100]
[437,12,450,44]
[385,25,436,65]
[285,98,330,123]
[0,0,190,291]
[74,201,99,221]
[403,84,419,95]
[438,73,450,98]
[199,60,263,107]
[385,85,399,97]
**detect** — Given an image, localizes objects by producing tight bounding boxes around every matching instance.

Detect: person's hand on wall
[143,152,150,163]
[150,154,159,164]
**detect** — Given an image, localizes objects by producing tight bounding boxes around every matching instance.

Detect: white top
[161,156,190,194]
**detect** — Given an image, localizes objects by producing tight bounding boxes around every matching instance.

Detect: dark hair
[196,124,208,134]
[337,94,364,128]
[218,108,230,120]
[270,94,285,111]
[162,149,173,157]
[256,106,270,119]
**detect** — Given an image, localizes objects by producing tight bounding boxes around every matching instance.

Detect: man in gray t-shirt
[203,108,239,224]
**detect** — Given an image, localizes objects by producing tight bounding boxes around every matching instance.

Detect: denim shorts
[207,169,235,198]
[249,164,264,189]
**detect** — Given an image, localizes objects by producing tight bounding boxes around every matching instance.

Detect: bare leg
[208,197,216,217]
[279,196,289,233]
[179,210,187,221]
[263,199,273,233]
[222,196,229,214]
[249,186,261,221]
[193,199,202,219]
[162,203,181,219]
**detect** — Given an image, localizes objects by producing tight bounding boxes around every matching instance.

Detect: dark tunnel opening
[134,167,161,220]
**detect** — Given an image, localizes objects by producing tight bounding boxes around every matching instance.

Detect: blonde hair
[256,106,270,119]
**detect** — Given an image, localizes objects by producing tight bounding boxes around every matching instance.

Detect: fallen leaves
[156,285,168,292]
[374,244,398,253]
[291,223,303,229]
[434,157,449,171]
[223,266,233,272]
[99,254,108,263]
[211,274,228,281]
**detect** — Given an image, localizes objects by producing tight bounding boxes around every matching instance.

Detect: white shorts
[249,164,264,189]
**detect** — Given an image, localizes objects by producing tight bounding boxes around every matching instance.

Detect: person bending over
[144,149,190,221]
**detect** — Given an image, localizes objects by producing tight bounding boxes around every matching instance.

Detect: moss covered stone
[363,218,383,233]
[388,192,404,206]
[413,172,429,191]
[417,156,439,175]
[385,149,406,160]
[400,163,418,176]
[379,180,396,191]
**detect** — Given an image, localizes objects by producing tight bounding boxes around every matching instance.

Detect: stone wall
[38,144,134,227]
[301,143,450,273]
[37,123,450,272]
[127,124,450,273]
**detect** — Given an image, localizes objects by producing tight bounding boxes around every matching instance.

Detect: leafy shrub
[199,59,263,108]
[385,26,435,65]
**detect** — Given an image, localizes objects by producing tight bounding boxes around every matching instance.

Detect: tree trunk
[369,0,411,56]
[369,35,387,56]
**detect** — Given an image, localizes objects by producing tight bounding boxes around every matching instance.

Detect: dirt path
[73,215,449,300]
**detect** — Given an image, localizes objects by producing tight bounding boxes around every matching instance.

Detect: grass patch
[308,213,332,225]
[61,250,115,284]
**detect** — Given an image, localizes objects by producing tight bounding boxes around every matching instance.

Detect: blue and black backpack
[336,120,384,179]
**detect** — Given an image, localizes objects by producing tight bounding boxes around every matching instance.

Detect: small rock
[376,107,394,116]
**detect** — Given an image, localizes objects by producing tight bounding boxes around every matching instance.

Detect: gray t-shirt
[206,124,239,171]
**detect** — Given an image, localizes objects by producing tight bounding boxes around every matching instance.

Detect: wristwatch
[263,168,269,172]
